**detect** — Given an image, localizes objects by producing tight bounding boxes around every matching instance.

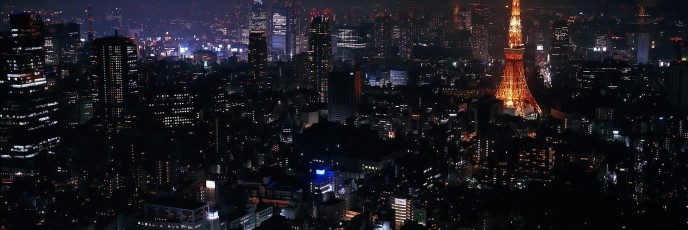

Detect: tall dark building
[271,5,289,61]
[327,71,360,125]
[334,26,366,62]
[0,13,59,158]
[249,0,268,32]
[45,22,81,66]
[550,20,571,86]
[371,13,391,59]
[286,0,301,58]
[249,30,268,87]
[148,86,196,130]
[397,14,413,61]
[45,22,81,65]
[471,0,490,61]
[671,62,688,115]
[308,12,332,103]
[91,36,138,132]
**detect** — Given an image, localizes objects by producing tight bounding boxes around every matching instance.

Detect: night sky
[1,0,688,229]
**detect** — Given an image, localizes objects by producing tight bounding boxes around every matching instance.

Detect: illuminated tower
[495,0,541,117]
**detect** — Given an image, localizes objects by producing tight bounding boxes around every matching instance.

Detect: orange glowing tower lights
[495,0,542,117]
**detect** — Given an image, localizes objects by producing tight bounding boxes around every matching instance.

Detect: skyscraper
[249,0,268,32]
[271,5,289,61]
[327,71,360,125]
[148,86,196,130]
[550,20,571,85]
[0,13,59,158]
[671,45,688,115]
[334,26,366,62]
[371,13,391,59]
[495,0,541,118]
[635,33,650,65]
[91,36,138,132]
[45,22,81,66]
[308,12,332,103]
[287,0,303,56]
[397,13,413,61]
[471,0,490,61]
[249,30,268,87]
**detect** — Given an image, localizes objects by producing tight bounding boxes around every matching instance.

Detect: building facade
[0,13,59,158]
[308,12,333,103]
[91,36,138,133]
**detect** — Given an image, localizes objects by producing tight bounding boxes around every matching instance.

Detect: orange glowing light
[495,0,542,117]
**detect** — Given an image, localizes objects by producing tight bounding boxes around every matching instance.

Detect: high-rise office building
[249,30,268,87]
[635,33,650,65]
[327,71,360,125]
[550,20,571,83]
[391,197,412,229]
[470,0,490,61]
[308,12,332,103]
[371,13,391,59]
[516,143,551,177]
[61,89,93,128]
[148,86,196,130]
[287,0,303,57]
[671,61,688,115]
[397,14,413,61]
[44,22,81,66]
[249,0,268,32]
[271,6,289,61]
[0,13,59,158]
[6,13,45,55]
[334,26,366,62]
[91,36,138,132]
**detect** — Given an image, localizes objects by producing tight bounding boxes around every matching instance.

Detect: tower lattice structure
[495,0,542,117]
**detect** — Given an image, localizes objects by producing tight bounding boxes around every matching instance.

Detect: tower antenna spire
[495,0,542,117]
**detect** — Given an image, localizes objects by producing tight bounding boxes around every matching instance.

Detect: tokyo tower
[495,0,542,117]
